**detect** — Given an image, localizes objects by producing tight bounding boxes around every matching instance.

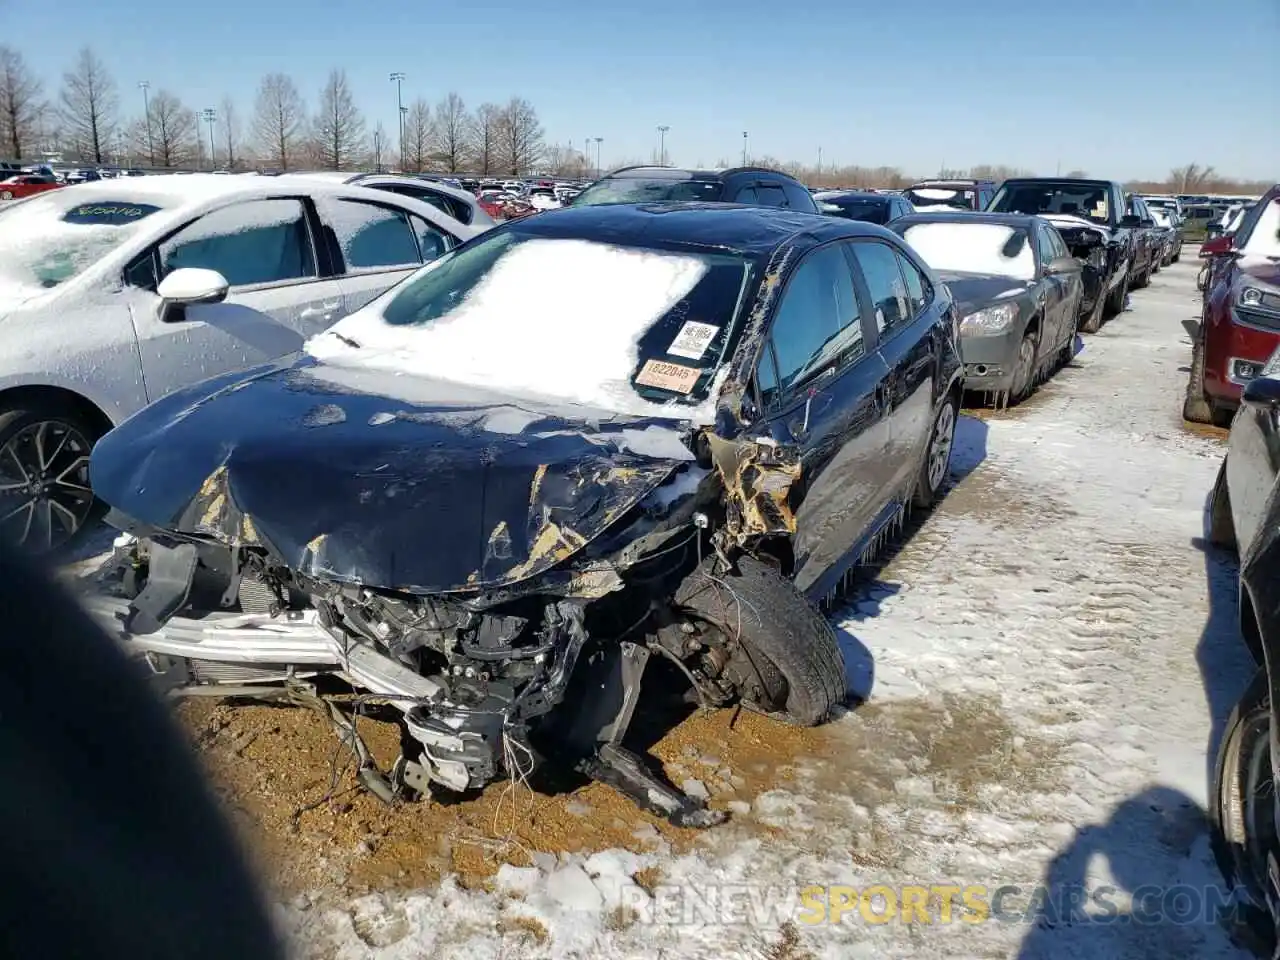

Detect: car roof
[814,190,890,201]
[889,211,1045,229]
[908,179,992,187]
[505,201,881,256]
[998,177,1112,188]
[279,171,478,205]
[600,165,803,184]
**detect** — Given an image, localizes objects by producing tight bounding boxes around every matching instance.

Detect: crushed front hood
[89,362,689,594]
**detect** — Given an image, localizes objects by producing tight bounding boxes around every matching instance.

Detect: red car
[1185,184,1280,426]
[476,191,536,221]
[0,173,62,201]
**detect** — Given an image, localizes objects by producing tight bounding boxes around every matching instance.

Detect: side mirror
[1119,214,1142,228]
[1140,218,1155,228]
[157,267,229,306]
[1046,256,1081,275]
[1242,376,1280,409]
[1200,234,1235,257]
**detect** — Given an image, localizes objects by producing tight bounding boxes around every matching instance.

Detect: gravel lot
[66,253,1261,959]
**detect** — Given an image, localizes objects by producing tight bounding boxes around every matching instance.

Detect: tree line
[0,44,1271,191]
[0,45,549,175]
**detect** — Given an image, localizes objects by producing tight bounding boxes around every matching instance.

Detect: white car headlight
[959,301,1020,336]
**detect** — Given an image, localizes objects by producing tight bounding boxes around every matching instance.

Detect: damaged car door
[752,240,892,601]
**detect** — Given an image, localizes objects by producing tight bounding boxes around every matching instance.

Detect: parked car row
[1196,185,1280,958]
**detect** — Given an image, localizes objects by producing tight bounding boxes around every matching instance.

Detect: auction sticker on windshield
[636,359,701,393]
[667,320,720,360]
[61,202,162,225]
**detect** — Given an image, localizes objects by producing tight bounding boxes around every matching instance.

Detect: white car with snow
[275,171,496,230]
[0,174,480,550]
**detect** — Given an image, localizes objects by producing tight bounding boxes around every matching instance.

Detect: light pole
[399,106,408,170]
[201,109,217,170]
[138,80,154,167]
[742,131,748,166]
[389,72,406,168]
[656,125,669,166]
[584,135,590,176]
[817,146,822,176]
[593,137,603,178]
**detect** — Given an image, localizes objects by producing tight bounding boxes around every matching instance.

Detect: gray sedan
[891,212,1085,406]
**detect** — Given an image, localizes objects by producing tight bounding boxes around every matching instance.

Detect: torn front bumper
[958,329,1020,391]
[78,594,442,700]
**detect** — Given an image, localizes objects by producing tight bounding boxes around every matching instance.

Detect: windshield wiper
[326,331,361,349]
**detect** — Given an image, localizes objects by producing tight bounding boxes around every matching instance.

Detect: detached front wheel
[675,556,845,727]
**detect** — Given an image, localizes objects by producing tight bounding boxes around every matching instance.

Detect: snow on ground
[271,256,1259,959]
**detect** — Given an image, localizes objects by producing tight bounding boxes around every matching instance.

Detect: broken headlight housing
[959,301,1019,336]
[1260,344,1280,378]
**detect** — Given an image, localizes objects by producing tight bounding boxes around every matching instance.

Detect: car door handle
[300,300,342,320]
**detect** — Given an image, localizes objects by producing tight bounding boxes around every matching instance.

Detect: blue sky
[4,0,1277,180]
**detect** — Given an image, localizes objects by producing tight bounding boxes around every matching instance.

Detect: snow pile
[307,238,725,421]
[901,221,1036,280]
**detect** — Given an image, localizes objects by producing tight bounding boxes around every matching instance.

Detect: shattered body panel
[90,361,690,594]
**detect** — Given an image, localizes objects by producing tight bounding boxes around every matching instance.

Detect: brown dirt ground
[178,696,834,902]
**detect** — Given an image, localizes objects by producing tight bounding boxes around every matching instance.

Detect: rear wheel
[1210,670,1277,951]
[0,190,12,200]
[675,555,845,726]
[913,393,957,509]
[0,405,103,553]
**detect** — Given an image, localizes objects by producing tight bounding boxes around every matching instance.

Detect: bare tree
[399,98,432,173]
[129,89,196,168]
[0,46,44,161]
[1063,169,1089,178]
[433,92,470,173]
[310,69,365,170]
[59,47,117,163]
[1170,163,1217,192]
[495,97,543,175]
[366,121,391,172]
[218,95,240,170]
[251,73,305,171]
[470,102,501,175]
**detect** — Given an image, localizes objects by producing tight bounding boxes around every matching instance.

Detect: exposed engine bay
[92,453,814,828]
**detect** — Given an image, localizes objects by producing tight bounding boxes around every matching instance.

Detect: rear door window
[734,184,759,204]
[850,241,911,336]
[158,198,317,287]
[755,184,789,208]
[321,199,422,271]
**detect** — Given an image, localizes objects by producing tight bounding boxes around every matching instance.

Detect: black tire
[1209,458,1237,551]
[1132,261,1151,289]
[1172,248,1181,263]
[1080,292,1106,334]
[1184,333,1215,424]
[1104,272,1129,319]
[1210,669,1277,951]
[1010,326,1040,405]
[913,392,958,509]
[675,555,845,726]
[0,403,105,553]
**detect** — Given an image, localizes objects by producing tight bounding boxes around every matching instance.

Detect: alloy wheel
[1012,335,1037,400]
[0,420,95,551]
[927,402,956,493]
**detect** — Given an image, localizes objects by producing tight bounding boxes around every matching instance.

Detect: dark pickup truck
[988,177,1154,332]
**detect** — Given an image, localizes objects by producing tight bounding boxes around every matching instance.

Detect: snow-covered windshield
[0,195,164,292]
[904,187,975,210]
[1240,198,1280,259]
[901,221,1036,280]
[989,182,1111,226]
[306,231,756,417]
[572,178,724,206]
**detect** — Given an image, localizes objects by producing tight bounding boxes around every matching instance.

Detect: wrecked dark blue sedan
[87,202,963,825]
